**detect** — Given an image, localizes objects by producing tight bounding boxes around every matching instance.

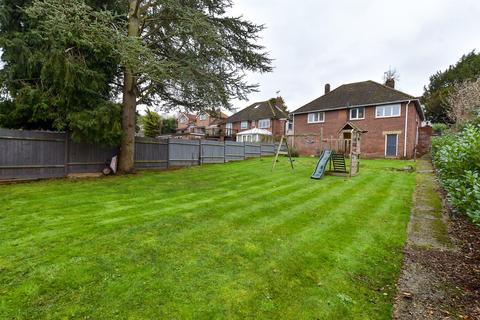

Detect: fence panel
[67,137,118,174]
[134,137,168,170]
[0,128,66,180]
[168,139,200,167]
[200,140,225,164]
[1,128,280,181]
[274,142,288,153]
[260,143,275,156]
[225,141,245,161]
[245,142,261,158]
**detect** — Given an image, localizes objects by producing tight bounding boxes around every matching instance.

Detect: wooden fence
[0,128,285,181]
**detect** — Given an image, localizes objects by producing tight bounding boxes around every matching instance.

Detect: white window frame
[240,121,248,129]
[384,134,399,157]
[376,104,401,118]
[307,112,325,123]
[198,114,208,121]
[258,118,270,129]
[349,107,365,120]
[225,123,233,135]
[286,121,293,132]
[179,115,188,124]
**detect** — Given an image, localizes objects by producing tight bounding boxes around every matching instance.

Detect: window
[198,114,208,121]
[350,107,365,120]
[241,121,248,129]
[376,104,401,118]
[287,121,293,131]
[258,119,270,128]
[307,112,325,123]
[179,115,187,124]
[225,123,233,135]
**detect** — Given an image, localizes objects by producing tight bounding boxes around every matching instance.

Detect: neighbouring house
[291,80,427,158]
[176,111,228,140]
[222,97,290,142]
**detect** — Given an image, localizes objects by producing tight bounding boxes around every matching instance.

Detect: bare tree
[383,68,400,84]
[447,78,480,125]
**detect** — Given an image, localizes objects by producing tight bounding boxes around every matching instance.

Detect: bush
[142,110,162,138]
[432,124,480,225]
[432,123,448,135]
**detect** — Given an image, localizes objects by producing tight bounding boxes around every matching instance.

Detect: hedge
[431,124,480,225]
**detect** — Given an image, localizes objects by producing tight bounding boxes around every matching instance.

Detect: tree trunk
[119,0,141,173]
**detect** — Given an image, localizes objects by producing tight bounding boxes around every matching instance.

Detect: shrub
[432,123,448,135]
[142,110,162,138]
[432,124,480,225]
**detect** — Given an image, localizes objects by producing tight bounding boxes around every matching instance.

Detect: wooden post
[64,131,69,177]
[198,139,202,165]
[166,138,170,169]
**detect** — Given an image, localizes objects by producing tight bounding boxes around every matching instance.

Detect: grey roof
[227,101,289,122]
[292,80,424,120]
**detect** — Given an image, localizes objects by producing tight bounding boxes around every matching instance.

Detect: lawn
[0,157,416,319]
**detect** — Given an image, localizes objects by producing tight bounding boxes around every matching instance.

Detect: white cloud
[229,0,480,112]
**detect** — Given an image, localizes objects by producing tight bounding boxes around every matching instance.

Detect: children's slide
[311,149,332,179]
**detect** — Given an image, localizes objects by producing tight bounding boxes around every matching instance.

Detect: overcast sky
[227,0,480,113]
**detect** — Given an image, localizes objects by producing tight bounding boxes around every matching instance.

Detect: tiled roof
[227,100,289,123]
[292,80,423,119]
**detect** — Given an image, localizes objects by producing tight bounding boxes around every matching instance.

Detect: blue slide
[311,149,332,179]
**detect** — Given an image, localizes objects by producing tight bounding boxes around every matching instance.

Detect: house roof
[337,121,368,134]
[227,100,289,123]
[178,113,197,122]
[292,80,424,120]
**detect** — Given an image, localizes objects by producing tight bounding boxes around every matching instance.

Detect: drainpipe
[292,114,295,147]
[403,100,410,158]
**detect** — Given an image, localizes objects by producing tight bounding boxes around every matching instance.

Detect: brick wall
[292,102,421,159]
[417,126,432,156]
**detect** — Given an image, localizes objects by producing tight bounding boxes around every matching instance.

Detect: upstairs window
[376,104,401,118]
[307,112,325,123]
[258,119,270,128]
[198,114,208,121]
[179,116,188,124]
[350,107,365,120]
[240,121,248,129]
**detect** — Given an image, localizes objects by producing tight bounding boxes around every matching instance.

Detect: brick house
[291,80,425,158]
[176,111,228,139]
[222,97,290,142]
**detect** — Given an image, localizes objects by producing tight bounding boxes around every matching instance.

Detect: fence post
[166,138,170,169]
[64,131,69,177]
[198,139,202,165]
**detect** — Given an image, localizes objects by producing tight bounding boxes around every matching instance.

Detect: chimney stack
[385,78,395,89]
[325,83,331,94]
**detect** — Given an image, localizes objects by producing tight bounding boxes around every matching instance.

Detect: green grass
[0,157,416,319]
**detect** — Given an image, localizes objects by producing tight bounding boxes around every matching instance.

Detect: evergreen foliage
[0,0,124,145]
[0,0,272,170]
[142,109,162,138]
[432,124,480,225]
[422,51,480,123]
